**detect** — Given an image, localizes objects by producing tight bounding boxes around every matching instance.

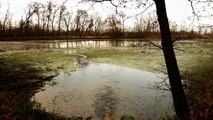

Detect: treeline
[0,1,212,40]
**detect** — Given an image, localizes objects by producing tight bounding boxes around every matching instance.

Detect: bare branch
[187,0,200,21]
[110,1,118,13]
[83,0,125,14]
[134,3,155,17]
[86,2,97,11]
[142,41,162,50]
[149,41,162,49]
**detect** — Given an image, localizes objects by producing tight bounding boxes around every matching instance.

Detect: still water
[47,39,160,49]
[0,39,160,50]
[32,63,174,119]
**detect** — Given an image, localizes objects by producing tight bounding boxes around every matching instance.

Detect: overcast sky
[0,0,212,29]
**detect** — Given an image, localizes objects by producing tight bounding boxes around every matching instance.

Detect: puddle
[32,63,174,119]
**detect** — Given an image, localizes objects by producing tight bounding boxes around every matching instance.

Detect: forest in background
[0,1,213,41]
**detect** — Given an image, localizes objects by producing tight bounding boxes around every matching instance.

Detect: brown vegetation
[0,1,213,41]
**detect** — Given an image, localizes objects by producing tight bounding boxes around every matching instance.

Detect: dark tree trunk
[66,28,69,38]
[153,0,190,119]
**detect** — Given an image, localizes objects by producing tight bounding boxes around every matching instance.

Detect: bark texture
[153,0,190,119]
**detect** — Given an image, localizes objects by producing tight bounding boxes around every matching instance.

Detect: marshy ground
[0,40,212,119]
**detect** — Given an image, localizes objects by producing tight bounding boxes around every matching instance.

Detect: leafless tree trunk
[63,10,72,38]
[2,6,11,37]
[105,14,121,38]
[34,2,42,38]
[153,0,190,119]
[19,3,35,39]
[40,4,47,38]
[75,9,88,38]
[84,17,94,37]
[93,14,103,37]
[51,6,58,38]
[118,11,126,34]
[46,1,53,38]
[58,5,66,38]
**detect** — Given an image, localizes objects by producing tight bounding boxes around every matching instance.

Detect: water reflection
[47,40,161,49]
[0,39,161,50]
[32,63,174,119]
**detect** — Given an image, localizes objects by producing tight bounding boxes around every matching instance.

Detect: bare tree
[46,0,54,38]
[74,9,89,37]
[63,10,73,38]
[134,15,145,37]
[1,5,12,37]
[19,3,35,39]
[45,0,68,38]
[50,3,58,38]
[84,17,94,37]
[40,4,47,38]
[39,0,68,38]
[117,11,126,33]
[105,14,121,38]
[58,5,66,38]
[93,13,103,37]
[33,2,43,38]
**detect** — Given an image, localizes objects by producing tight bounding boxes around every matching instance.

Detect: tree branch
[134,3,155,17]
[187,0,200,21]
[149,41,162,49]
[83,0,125,14]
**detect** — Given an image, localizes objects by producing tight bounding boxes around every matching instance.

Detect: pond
[32,62,174,119]
[47,39,161,49]
[0,39,161,51]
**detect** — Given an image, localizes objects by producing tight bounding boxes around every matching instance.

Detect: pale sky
[0,0,212,30]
